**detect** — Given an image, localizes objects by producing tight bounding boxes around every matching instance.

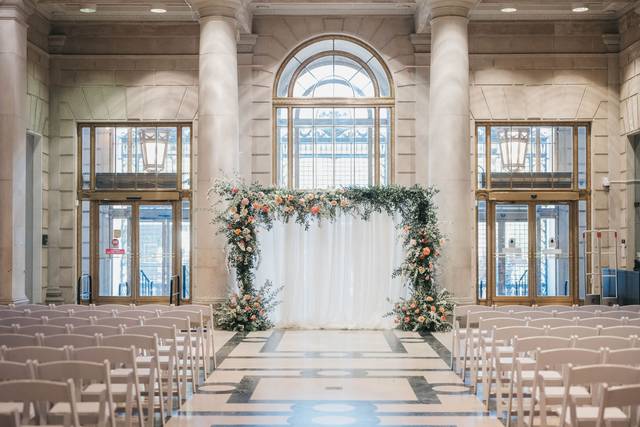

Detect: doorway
[94,201,179,303]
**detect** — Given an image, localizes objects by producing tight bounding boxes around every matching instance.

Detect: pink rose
[310,205,320,215]
[241,198,250,206]
[231,187,239,194]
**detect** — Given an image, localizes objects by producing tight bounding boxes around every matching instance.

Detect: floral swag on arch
[210,180,455,332]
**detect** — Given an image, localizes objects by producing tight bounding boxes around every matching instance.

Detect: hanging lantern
[140,128,168,172]
[498,127,529,172]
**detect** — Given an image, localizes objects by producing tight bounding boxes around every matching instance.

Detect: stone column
[190,0,244,303]
[427,0,477,303]
[0,0,32,305]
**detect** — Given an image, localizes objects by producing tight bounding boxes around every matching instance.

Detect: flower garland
[210,180,455,332]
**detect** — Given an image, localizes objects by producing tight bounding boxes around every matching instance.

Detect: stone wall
[47,55,198,301]
[249,15,420,186]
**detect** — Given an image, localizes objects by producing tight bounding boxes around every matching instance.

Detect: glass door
[97,204,133,298]
[94,201,176,303]
[138,204,174,298]
[489,201,576,304]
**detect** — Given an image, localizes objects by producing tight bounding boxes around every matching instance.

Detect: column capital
[602,33,620,53]
[0,0,35,25]
[186,0,251,33]
[428,0,479,19]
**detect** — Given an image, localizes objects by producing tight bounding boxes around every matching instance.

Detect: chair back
[0,310,28,319]
[0,379,80,426]
[18,304,50,312]
[495,305,532,312]
[124,325,175,341]
[46,316,92,327]
[513,335,572,354]
[577,317,623,328]
[478,317,525,333]
[595,384,640,427]
[72,310,113,319]
[0,316,44,327]
[135,304,174,312]
[547,325,599,338]
[70,325,120,336]
[577,305,613,312]
[620,304,640,312]
[95,317,142,327]
[528,317,575,328]
[600,325,640,338]
[536,305,573,312]
[145,316,190,330]
[29,310,71,319]
[114,309,156,319]
[72,345,136,368]
[0,360,31,380]
[628,318,640,327]
[520,311,550,319]
[603,348,640,366]
[466,310,503,327]
[33,359,111,389]
[15,324,66,336]
[95,304,132,311]
[554,311,580,320]
[598,310,640,319]
[101,334,157,354]
[536,347,602,369]
[55,304,91,311]
[162,309,205,327]
[574,335,635,351]
[40,334,99,348]
[0,334,38,348]
[567,364,640,387]
[2,345,68,363]
[492,326,546,343]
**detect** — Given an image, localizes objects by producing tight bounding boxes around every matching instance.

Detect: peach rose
[234,228,242,236]
[430,306,436,313]
[241,198,250,206]
[422,247,431,257]
[310,205,320,215]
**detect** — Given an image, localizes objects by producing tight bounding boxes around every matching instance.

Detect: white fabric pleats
[254,212,407,329]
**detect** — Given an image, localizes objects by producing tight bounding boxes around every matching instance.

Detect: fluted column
[191,0,243,303]
[0,0,32,304]
[427,0,476,302]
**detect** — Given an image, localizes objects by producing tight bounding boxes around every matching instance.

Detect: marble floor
[168,329,502,427]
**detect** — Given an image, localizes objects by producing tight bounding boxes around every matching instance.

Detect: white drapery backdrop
[254,212,407,329]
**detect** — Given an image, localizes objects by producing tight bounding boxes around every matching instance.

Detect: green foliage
[215,281,282,332]
[210,180,455,332]
[386,287,454,332]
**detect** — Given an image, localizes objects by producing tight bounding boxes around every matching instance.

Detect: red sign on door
[106,248,125,255]
[111,238,119,248]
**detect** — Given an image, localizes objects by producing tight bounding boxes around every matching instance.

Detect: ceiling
[34,0,639,22]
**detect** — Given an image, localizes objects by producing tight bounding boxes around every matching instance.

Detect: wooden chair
[0,316,45,327]
[600,325,640,338]
[71,346,143,427]
[33,360,116,427]
[536,305,573,312]
[30,310,72,319]
[47,317,92,328]
[527,317,575,328]
[602,347,640,366]
[547,326,600,339]
[39,334,100,348]
[1,345,68,363]
[595,384,640,427]
[15,324,67,336]
[573,335,635,351]
[576,317,623,328]
[95,317,142,328]
[0,334,39,348]
[69,325,121,337]
[0,379,81,426]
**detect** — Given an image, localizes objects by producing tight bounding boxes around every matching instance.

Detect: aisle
[168,330,501,427]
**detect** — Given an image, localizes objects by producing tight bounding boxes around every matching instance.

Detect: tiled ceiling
[34,0,639,21]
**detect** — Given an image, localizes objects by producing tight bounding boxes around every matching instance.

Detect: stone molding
[602,33,621,53]
[186,0,251,33]
[0,0,35,25]
[429,0,479,19]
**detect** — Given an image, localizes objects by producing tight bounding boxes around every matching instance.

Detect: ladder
[582,229,618,305]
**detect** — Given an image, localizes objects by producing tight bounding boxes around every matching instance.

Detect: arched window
[274,36,394,189]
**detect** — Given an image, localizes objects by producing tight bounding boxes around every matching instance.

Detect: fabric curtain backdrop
[255,212,407,329]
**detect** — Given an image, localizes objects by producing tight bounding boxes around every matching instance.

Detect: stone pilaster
[426,0,478,303]
[0,0,33,304]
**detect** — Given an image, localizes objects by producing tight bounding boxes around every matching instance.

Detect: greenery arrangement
[210,180,454,332]
[215,281,282,332]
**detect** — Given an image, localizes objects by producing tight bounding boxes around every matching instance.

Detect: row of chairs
[0,341,167,427]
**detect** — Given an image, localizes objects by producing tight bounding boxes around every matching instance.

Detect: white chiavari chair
[595,384,640,427]
[167,305,216,371]
[162,309,210,379]
[460,311,506,377]
[527,317,575,328]
[450,305,492,373]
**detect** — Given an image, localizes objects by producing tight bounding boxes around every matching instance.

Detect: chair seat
[520,370,563,383]
[499,356,535,366]
[111,367,152,381]
[136,355,171,367]
[83,383,130,399]
[50,401,110,420]
[0,402,23,414]
[565,406,628,423]
[536,386,590,404]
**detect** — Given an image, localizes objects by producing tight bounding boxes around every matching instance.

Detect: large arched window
[274,36,394,189]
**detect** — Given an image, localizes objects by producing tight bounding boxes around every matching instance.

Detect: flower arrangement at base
[210,179,456,332]
[215,281,282,332]
[387,287,454,332]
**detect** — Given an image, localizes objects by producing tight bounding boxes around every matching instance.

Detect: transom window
[274,36,394,189]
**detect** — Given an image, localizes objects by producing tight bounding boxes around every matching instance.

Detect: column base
[0,296,30,305]
[45,288,65,305]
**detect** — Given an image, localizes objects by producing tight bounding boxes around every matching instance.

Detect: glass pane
[81,127,91,189]
[477,126,486,189]
[98,204,132,297]
[578,126,587,189]
[181,200,191,300]
[379,108,390,185]
[182,126,191,189]
[536,204,570,297]
[578,200,587,300]
[495,204,529,297]
[477,200,487,300]
[80,201,91,301]
[276,108,288,187]
[139,204,173,297]
[95,127,116,189]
